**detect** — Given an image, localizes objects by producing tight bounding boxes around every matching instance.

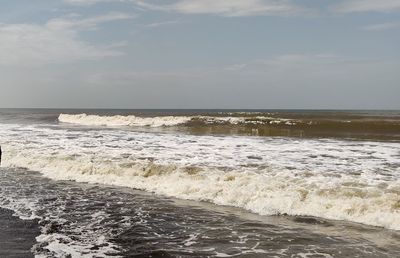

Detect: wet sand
[0,208,39,258]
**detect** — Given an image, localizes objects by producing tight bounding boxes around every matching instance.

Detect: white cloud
[0,13,133,66]
[46,12,134,30]
[334,0,400,13]
[225,63,247,71]
[145,20,180,28]
[172,0,302,16]
[363,21,400,31]
[0,24,120,66]
[225,54,340,71]
[65,0,309,17]
[65,0,400,16]
[64,0,116,5]
[135,0,308,17]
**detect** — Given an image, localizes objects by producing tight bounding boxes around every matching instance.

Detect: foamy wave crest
[59,113,193,127]
[58,113,298,128]
[4,148,400,231]
[1,123,399,231]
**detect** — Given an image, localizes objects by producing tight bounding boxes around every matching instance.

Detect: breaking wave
[2,123,399,231]
[58,113,193,127]
[4,150,400,231]
[58,113,297,127]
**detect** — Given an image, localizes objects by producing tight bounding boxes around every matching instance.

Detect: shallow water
[0,207,38,258]
[0,109,399,257]
[0,168,399,257]
[1,122,399,230]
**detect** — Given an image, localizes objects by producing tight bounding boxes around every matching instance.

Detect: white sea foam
[58,113,296,127]
[58,113,193,127]
[34,233,121,258]
[1,123,399,231]
[0,162,123,257]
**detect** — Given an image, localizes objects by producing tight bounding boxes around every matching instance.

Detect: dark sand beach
[0,208,39,258]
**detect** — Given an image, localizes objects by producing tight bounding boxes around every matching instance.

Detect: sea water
[0,109,399,257]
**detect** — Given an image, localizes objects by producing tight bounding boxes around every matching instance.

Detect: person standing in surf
[0,145,2,166]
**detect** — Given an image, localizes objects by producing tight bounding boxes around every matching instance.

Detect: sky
[0,0,399,109]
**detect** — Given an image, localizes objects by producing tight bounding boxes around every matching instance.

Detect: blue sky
[0,0,399,109]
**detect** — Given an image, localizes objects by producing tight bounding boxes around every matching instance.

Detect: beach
[0,109,399,257]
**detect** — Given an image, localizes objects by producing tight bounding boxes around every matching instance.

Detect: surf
[1,122,399,231]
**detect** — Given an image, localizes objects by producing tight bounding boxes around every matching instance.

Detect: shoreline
[0,208,39,258]
[1,166,400,257]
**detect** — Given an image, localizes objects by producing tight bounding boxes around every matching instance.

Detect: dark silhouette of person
[0,146,2,166]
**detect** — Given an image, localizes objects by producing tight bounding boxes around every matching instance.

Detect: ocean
[0,109,399,257]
